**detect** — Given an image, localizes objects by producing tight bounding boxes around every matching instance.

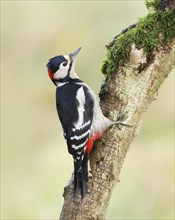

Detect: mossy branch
[102,2,175,76]
[59,2,175,219]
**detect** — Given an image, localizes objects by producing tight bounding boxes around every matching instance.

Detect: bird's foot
[113,112,133,130]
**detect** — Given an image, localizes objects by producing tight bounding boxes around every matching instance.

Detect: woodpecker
[46,47,130,197]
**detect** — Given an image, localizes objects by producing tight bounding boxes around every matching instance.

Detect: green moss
[101,4,175,76]
[145,0,174,12]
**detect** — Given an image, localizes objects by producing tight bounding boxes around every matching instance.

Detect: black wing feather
[56,82,94,156]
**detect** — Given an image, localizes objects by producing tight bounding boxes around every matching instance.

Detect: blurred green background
[1,1,174,219]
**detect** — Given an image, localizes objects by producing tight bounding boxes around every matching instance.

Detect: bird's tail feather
[74,153,88,197]
[82,152,89,182]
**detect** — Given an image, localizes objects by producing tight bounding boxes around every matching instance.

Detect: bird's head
[46,47,81,85]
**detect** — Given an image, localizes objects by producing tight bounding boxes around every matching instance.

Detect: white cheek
[54,66,68,79]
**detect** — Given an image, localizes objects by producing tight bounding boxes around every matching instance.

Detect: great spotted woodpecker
[46,47,130,197]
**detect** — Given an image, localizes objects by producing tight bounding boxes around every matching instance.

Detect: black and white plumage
[56,80,94,156]
[47,47,112,197]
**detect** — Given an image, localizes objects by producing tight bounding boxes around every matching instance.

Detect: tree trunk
[59,2,175,219]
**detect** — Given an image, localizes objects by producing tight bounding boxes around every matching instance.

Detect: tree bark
[59,4,175,220]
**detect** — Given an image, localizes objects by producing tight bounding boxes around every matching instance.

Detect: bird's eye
[63,61,68,67]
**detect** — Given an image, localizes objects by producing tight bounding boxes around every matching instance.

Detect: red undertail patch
[85,133,102,154]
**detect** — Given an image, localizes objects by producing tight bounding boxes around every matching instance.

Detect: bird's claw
[114,112,133,129]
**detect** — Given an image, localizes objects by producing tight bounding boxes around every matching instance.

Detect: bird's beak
[69,47,81,62]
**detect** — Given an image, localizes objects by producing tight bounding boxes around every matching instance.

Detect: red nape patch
[85,133,102,154]
[48,69,54,79]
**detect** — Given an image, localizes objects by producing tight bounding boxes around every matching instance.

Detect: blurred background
[1,1,174,219]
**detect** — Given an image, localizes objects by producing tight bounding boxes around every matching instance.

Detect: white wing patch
[72,138,88,150]
[74,86,85,128]
[76,82,112,136]
[76,151,82,155]
[72,120,91,132]
[70,130,90,140]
